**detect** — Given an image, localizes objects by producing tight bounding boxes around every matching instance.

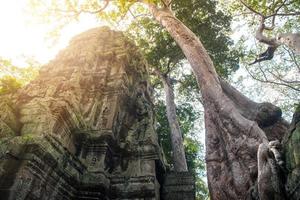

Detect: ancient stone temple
[0,27,195,199]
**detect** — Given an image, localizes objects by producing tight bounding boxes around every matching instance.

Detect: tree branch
[128,8,150,19]
[49,0,110,17]
[267,12,300,18]
[283,46,300,72]
[239,0,264,17]
[240,0,300,64]
[245,65,300,92]
[81,0,110,14]
[266,68,300,84]
[255,17,279,46]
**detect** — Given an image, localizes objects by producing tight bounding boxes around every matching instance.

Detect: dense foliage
[127,0,239,77]
[0,58,39,95]
[0,76,22,95]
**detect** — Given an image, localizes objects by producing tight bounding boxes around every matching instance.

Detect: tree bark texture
[257,142,286,200]
[148,5,288,199]
[160,73,188,172]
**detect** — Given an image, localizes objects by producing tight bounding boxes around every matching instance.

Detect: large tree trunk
[147,5,288,199]
[159,73,188,172]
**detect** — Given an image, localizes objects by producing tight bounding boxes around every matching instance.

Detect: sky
[0,0,101,66]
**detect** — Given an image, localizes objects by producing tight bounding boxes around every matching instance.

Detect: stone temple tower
[0,27,195,199]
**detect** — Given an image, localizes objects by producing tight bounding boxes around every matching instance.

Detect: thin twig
[266,12,300,18]
[266,68,300,84]
[283,46,300,72]
[239,0,264,17]
[245,66,300,92]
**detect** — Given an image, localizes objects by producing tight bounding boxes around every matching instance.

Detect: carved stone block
[161,172,195,200]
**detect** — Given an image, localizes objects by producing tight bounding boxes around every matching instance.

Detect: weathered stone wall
[0,27,190,199]
[162,172,195,199]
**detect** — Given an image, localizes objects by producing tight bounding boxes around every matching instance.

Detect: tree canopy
[225,0,300,116]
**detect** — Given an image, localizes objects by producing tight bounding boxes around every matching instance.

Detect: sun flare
[0,0,101,66]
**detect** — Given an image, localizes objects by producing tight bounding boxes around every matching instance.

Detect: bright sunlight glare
[0,0,103,66]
